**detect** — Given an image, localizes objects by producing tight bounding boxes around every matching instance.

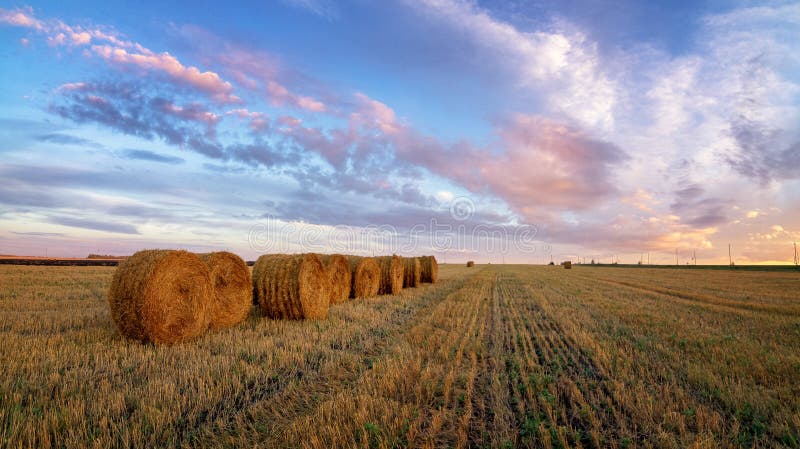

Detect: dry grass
[108,250,210,345]
[2,264,798,448]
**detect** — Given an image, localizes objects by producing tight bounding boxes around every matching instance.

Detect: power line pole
[675,248,678,266]
[728,244,733,267]
[693,249,696,266]
[794,242,798,267]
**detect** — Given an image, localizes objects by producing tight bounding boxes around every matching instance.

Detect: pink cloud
[157,101,219,126]
[266,80,326,112]
[1,7,240,103]
[225,108,270,133]
[481,115,627,210]
[0,8,43,30]
[174,26,330,113]
[90,45,239,103]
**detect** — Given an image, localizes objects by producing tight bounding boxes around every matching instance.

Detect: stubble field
[1,264,798,448]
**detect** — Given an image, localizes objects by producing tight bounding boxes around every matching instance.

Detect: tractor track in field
[495,272,644,448]
[189,274,475,448]
[579,275,798,317]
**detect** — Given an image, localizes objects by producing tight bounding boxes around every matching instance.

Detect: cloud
[48,216,140,234]
[174,24,330,112]
[90,45,239,103]
[726,118,800,184]
[122,149,185,164]
[280,0,338,20]
[11,231,65,237]
[480,115,627,212]
[0,7,239,103]
[403,0,617,131]
[35,133,103,148]
[50,82,227,159]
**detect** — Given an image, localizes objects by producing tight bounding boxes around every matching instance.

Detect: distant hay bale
[466,261,475,267]
[198,252,251,330]
[345,256,380,298]
[375,255,404,295]
[253,254,330,320]
[563,261,572,269]
[420,255,439,283]
[108,250,211,345]
[402,257,422,288]
[319,254,352,305]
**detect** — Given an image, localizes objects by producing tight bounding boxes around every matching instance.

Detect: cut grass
[1,264,798,448]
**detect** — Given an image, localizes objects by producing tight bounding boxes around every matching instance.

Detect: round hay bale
[466,261,475,267]
[108,249,211,345]
[375,255,403,295]
[420,255,439,283]
[345,256,380,298]
[318,254,352,305]
[198,252,252,330]
[403,257,421,288]
[253,254,330,320]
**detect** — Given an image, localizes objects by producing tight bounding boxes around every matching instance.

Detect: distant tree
[548,261,555,265]
[591,259,595,265]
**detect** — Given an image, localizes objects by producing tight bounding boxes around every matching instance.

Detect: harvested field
[1,264,799,448]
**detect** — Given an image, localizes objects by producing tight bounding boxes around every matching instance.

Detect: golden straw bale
[253,254,330,320]
[420,255,439,283]
[198,252,251,330]
[403,257,421,288]
[108,249,211,344]
[375,255,403,295]
[466,261,475,267]
[345,256,380,298]
[318,254,352,305]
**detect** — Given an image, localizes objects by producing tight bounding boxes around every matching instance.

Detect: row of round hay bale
[403,257,421,288]
[252,254,330,320]
[420,255,439,283]
[346,256,380,298]
[466,260,475,267]
[199,251,252,330]
[318,254,352,305]
[108,250,212,345]
[375,255,404,295]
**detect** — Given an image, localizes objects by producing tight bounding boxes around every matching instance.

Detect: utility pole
[693,249,697,266]
[728,244,733,267]
[675,248,678,266]
[794,242,798,267]
[647,252,650,265]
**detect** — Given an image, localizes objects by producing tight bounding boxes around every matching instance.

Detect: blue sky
[1,0,799,263]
